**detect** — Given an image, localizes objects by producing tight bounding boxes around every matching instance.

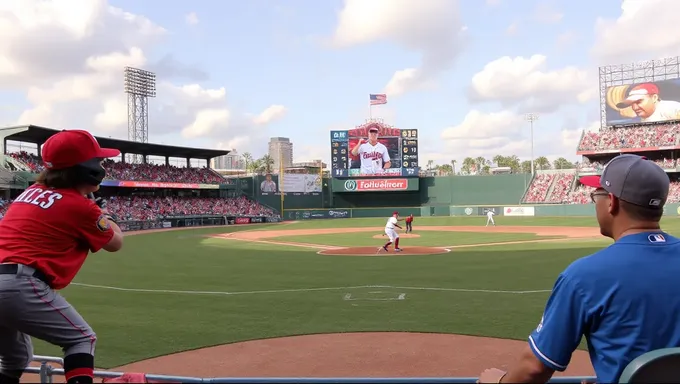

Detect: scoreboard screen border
[329,125,419,179]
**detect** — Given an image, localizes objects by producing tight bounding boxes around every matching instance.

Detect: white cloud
[185,12,199,26]
[433,110,585,166]
[0,0,286,150]
[253,105,287,125]
[592,0,680,63]
[331,0,465,96]
[441,110,525,141]
[468,54,593,113]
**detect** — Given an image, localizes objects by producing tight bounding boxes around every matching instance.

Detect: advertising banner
[288,209,351,220]
[100,180,220,189]
[503,206,535,217]
[477,207,500,216]
[605,79,680,125]
[258,174,322,195]
[234,217,251,224]
[331,178,419,192]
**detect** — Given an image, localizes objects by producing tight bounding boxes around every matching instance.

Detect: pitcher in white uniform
[378,211,402,253]
[486,209,496,227]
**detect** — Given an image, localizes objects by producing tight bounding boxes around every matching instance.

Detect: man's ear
[608,193,619,215]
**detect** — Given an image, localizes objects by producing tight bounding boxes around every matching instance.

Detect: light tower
[524,113,539,175]
[124,66,156,163]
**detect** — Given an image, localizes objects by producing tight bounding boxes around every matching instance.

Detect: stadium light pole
[124,66,156,164]
[524,113,539,176]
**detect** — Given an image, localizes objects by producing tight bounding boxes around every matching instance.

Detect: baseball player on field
[350,126,391,175]
[378,211,402,253]
[0,130,124,384]
[405,214,414,233]
[485,209,496,226]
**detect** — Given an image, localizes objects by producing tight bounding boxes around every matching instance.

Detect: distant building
[210,149,246,176]
[268,137,293,172]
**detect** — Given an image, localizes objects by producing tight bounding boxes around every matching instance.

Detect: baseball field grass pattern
[26,216,680,373]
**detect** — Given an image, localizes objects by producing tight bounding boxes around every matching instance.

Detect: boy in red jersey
[0,130,124,384]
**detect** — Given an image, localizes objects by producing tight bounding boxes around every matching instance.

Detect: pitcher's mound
[318,246,449,256]
[371,233,421,239]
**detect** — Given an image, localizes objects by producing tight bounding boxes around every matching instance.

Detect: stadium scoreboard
[330,123,419,178]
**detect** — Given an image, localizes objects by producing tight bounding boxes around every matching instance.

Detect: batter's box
[343,291,406,301]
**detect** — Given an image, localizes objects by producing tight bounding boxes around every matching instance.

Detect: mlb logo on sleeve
[648,234,666,243]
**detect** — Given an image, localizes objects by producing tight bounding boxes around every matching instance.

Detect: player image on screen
[350,126,391,175]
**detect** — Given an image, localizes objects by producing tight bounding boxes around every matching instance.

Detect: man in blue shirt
[478,154,680,383]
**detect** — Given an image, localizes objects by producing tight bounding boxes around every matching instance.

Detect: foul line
[69,283,550,296]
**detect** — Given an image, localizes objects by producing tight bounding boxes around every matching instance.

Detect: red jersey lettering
[0,184,114,290]
[362,152,383,161]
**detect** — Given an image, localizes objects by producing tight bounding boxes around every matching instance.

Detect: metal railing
[25,355,596,384]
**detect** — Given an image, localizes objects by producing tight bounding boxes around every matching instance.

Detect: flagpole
[369,103,372,120]
[279,150,284,217]
[318,159,323,207]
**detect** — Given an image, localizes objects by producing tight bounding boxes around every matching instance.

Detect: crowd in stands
[523,172,680,204]
[578,123,679,151]
[106,196,276,221]
[0,195,276,222]
[8,152,227,184]
[522,174,555,203]
[579,157,677,171]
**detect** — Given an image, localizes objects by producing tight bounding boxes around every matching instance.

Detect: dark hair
[619,200,664,222]
[35,168,82,189]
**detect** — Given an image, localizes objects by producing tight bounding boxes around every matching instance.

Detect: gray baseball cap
[579,154,670,208]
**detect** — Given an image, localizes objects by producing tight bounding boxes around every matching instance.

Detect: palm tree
[451,160,456,175]
[260,154,275,174]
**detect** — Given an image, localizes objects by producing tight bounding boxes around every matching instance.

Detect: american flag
[369,94,387,105]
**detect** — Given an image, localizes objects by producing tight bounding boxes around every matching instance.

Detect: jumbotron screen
[330,122,419,178]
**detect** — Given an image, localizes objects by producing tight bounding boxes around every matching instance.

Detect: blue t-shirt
[529,231,680,383]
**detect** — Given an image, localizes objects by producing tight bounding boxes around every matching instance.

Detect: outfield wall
[245,174,532,212]
[283,203,680,221]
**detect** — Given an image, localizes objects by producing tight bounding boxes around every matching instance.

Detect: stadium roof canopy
[0,125,230,160]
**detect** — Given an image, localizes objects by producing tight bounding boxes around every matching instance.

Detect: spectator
[478,154,680,384]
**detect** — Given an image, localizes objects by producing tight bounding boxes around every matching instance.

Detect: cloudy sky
[0,0,677,167]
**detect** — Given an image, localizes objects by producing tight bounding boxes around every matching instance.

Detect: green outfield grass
[28,215,680,368]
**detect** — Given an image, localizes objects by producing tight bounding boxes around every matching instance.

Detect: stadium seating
[8,152,227,184]
[106,196,275,221]
[522,173,555,203]
[577,123,679,151]
[1,152,276,222]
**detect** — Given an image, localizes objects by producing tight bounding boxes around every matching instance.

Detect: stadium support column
[124,66,156,164]
[525,113,538,176]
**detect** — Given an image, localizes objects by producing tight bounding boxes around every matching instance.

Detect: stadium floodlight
[524,113,539,176]
[124,66,156,164]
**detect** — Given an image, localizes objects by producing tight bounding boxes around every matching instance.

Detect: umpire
[478,154,680,383]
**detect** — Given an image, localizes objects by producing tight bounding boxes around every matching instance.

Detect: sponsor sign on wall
[332,178,419,192]
[477,207,500,216]
[503,206,535,217]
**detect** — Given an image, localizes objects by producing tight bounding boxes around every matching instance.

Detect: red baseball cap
[41,130,121,170]
[393,211,399,215]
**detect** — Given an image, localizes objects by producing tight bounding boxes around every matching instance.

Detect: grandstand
[0,125,280,228]
[520,122,680,205]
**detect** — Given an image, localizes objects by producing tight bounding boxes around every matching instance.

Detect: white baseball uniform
[486,210,496,226]
[385,216,399,242]
[357,141,390,175]
[260,180,276,193]
[640,100,680,123]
